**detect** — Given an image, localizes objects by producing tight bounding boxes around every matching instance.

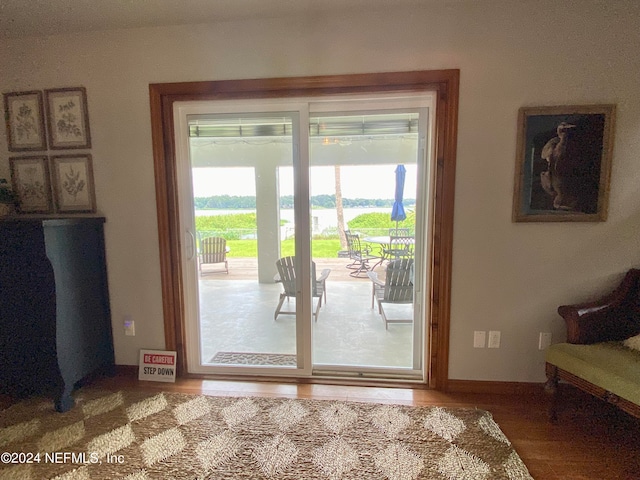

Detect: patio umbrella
[390,164,406,232]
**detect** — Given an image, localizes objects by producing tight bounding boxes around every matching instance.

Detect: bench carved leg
[544,363,559,423]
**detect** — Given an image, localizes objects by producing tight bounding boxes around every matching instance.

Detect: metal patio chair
[345,230,379,277]
[383,234,414,261]
[389,227,411,236]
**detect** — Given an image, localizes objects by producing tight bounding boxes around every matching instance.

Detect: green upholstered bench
[545,269,640,421]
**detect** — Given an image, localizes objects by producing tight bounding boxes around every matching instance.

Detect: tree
[334,165,347,249]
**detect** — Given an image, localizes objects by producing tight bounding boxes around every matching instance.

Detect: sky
[192,164,418,199]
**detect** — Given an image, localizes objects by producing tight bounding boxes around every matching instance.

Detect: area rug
[210,351,297,366]
[0,388,533,480]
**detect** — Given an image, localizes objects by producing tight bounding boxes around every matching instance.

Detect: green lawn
[196,211,414,258]
[227,238,342,258]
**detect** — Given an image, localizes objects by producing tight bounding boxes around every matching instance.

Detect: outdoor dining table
[363,235,415,270]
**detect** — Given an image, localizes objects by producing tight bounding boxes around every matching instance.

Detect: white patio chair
[367,258,414,329]
[274,256,330,321]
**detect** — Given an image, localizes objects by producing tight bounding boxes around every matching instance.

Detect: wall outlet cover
[124,317,135,336]
[488,330,501,348]
[539,332,552,350]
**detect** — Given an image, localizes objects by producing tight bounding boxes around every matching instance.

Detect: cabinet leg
[55,384,75,413]
[544,363,559,423]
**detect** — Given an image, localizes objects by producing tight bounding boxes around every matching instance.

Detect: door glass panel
[188,113,299,369]
[308,112,421,371]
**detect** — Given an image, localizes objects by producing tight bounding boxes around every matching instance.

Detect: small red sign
[143,354,175,365]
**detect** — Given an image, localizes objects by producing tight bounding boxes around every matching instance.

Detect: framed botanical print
[512,104,615,222]
[51,154,96,213]
[3,91,47,151]
[45,87,92,149]
[9,156,53,213]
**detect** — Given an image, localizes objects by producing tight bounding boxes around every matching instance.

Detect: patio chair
[274,256,330,321]
[383,234,414,261]
[345,231,379,277]
[199,236,229,274]
[389,227,411,236]
[367,258,414,329]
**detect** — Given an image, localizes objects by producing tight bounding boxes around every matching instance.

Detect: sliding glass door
[308,108,427,376]
[174,94,433,381]
[176,104,311,376]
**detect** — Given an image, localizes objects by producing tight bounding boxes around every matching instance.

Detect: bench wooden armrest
[558,268,640,344]
[317,269,331,283]
[366,271,385,287]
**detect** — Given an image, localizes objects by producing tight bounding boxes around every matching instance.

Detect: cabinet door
[44,219,114,386]
[0,222,59,396]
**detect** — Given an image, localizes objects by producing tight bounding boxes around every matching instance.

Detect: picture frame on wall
[45,87,91,150]
[51,154,96,213]
[3,91,47,151]
[9,156,53,213]
[512,104,616,222]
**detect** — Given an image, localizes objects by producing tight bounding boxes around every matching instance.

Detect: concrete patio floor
[197,257,419,371]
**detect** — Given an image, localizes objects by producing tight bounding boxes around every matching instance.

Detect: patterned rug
[210,351,297,366]
[0,388,533,479]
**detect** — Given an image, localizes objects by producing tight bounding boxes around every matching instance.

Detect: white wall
[1,0,639,382]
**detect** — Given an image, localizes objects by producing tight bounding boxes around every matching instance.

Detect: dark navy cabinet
[0,216,114,411]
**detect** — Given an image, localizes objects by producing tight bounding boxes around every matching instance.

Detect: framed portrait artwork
[51,154,96,213]
[45,87,92,149]
[512,104,616,222]
[3,91,47,151]
[9,156,53,213]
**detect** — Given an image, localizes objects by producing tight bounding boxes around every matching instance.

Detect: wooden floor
[33,373,638,480]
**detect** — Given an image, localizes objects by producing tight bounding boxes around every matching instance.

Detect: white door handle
[186,230,196,261]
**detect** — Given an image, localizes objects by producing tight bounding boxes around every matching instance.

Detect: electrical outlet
[539,332,552,350]
[473,331,486,348]
[124,315,135,336]
[488,330,501,348]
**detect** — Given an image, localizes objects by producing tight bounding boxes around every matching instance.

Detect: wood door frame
[149,69,459,390]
